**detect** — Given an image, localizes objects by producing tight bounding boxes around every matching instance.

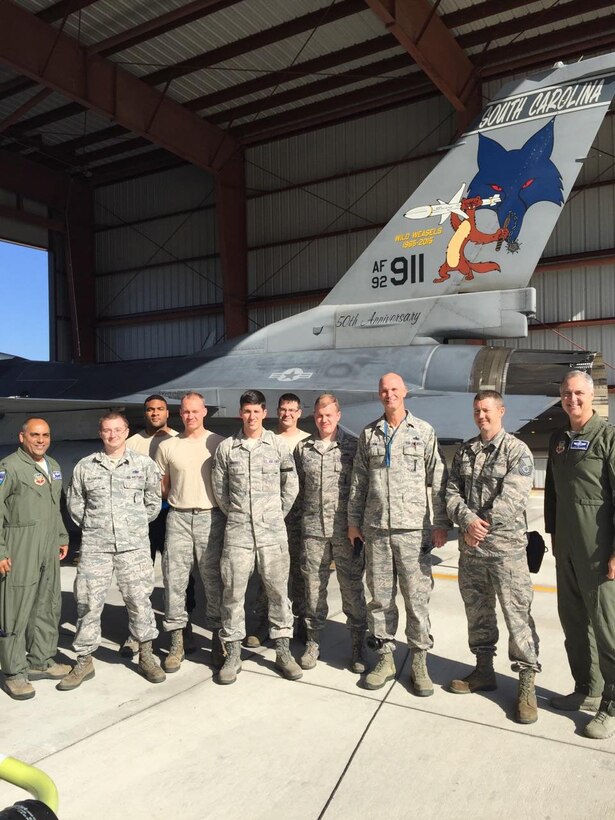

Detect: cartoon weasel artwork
[432,196,508,283]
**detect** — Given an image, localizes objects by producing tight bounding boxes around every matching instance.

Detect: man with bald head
[0,418,69,700]
[348,373,449,693]
[546,370,615,739]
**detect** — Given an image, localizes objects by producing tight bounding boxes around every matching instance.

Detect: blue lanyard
[383,421,399,468]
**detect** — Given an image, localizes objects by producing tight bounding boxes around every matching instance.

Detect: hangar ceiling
[0,0,613,186]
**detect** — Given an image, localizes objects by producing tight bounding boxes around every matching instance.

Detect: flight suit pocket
[6,525,39,586]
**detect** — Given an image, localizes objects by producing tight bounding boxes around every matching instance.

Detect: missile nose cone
[404,206,432,220]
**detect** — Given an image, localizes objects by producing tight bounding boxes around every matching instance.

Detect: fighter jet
[0,53,614,445]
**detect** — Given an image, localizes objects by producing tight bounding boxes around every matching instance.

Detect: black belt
[171,506,214,514]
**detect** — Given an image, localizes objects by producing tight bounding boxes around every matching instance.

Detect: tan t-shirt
[276,429,310,453]
[126,429,178,459]
[156,431,224,510]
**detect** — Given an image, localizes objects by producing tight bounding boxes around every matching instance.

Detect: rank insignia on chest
[34,474,46,486]
[0,471,5,486]
[52,470,62,481]
[570,439,590,451]
[555,440,566,455]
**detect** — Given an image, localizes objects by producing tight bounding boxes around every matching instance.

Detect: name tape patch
[570,439,590,451]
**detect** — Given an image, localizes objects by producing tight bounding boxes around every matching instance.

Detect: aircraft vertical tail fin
[322,53,615,308]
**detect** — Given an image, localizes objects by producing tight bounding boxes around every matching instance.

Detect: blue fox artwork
[467,118,564,252]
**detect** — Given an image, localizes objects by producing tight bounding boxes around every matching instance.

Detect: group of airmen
[1,369,615,740]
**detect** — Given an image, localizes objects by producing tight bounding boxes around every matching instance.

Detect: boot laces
[519,671,533,698]
[374,653,392,673]
[305,641,319,658]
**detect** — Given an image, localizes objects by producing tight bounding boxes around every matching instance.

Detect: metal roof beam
[0,87,52,134]
[459,0,615,50]
[15,35,395,163]
[0,145,73,210]
[186,34,393,112]
[0,0,240,174]
[442,0,537,30]
[90,0,242,57]
[478,16,615,77]
[209,53,412,125]
[235,72,432,142]
[364,0,481,121]
[143,0,366,87]
[38,0,102,24]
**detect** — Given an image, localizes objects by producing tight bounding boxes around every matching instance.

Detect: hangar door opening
[0,239,49,360]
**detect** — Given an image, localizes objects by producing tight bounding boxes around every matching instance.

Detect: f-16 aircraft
[1,53,614,446]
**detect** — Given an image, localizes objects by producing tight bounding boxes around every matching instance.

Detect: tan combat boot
[56,655,95,691]
[218,641,242,685]
[449,654,497,694]
[211,630,224,669]
[244,619,269,649]
[28,661,71,681]
[164,629,184,673]
[274,638,303,680]
[516,668,538,724]
[138,641,166,684]
[350,630,368,675]
[4,674,35,700]
[411,650,434,697]
[365,651,396,690]
[300,632,320,670]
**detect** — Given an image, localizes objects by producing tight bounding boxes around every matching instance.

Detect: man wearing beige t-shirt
[277,393,310,643]
[155,392,225,674]
[122,395,194,658]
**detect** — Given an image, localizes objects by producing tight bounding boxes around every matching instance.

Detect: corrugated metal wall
[93,165,221,362]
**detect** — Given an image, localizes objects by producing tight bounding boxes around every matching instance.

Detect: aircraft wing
[339,393,560,442]
[0,397,169,414]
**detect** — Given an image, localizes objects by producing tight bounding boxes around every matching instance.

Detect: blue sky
[0,240,49,360]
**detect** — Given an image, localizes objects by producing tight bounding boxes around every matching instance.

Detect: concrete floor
[1,495,614,820]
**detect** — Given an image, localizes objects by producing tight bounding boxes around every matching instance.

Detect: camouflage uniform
[348,410,448,652]
[67,450,161,655]
[446,428,540,671]
[212,429,298,643]
[295,429,367,633]
[161,507,225,631]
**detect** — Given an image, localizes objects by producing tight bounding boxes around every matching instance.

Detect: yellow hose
[0,754,59,814]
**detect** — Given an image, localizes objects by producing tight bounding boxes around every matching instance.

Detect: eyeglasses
[100,427,128,436]
[279,408,300,415]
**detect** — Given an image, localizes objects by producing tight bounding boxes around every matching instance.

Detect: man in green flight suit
[545,370,615,739]
[0,418,69,700]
